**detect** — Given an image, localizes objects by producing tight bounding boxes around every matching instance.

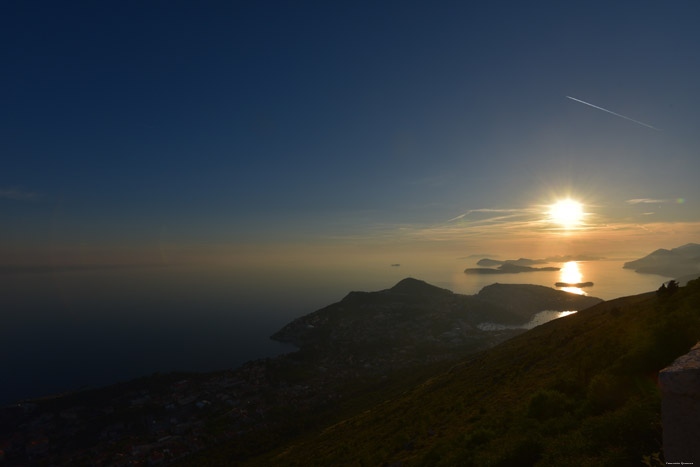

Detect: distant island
[555,281,594,288]
[476,257,547,267]
[476,254,604,267]
[623,243,700,279]
[465,263,560,274]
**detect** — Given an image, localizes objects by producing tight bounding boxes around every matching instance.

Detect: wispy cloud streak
[626,198,666,204]
[566,96,661,131]
[447,208,529,222]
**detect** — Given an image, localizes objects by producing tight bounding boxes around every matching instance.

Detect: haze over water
[1,257,669,405]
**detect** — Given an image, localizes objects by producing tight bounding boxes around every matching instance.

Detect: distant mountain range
[624,243,700,281]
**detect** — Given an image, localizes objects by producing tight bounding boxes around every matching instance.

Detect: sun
[548,199,584,228]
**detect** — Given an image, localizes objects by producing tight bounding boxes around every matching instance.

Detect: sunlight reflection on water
[477,310,578,331]
[558,261,585,295]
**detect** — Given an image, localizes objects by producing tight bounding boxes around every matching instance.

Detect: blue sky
[3,1,700,264]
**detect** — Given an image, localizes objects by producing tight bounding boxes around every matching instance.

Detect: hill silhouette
[271,278,600,359]
[476,283,598,320]
[387,277,454,297]
[624,243,700,278]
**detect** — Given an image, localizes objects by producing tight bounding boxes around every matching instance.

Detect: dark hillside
[477,283,601,320]
[271,279,600,365]
[259,280,700,466]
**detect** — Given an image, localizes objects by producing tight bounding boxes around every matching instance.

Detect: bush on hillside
[527,389,571,421]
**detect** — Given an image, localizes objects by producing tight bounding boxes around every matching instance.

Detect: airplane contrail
[566,95,661,131]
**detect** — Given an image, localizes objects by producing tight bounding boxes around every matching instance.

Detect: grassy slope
[253,280,700,466]
[181,361,458,466]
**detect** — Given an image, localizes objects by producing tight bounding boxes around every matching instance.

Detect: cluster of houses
[1,353,354,466]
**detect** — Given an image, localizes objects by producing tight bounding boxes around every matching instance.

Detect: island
[475,255,604,267]
[465,263,560,274]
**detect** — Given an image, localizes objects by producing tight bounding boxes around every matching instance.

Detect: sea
[0,259,671,405]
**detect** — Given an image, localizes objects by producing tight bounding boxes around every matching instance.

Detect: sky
[3,1,700,268]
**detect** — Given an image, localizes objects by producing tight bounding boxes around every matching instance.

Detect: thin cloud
[460,213,534,228]
[398,218,700,244]
[317,214,700,252]
[447,208,530,222]
[626,198,666,204]
[0,188,39,201]
[317,202,700,249]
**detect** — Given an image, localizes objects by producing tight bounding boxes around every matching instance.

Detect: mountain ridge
[271,278,601,356]
[387,277,454,297]
[624,243,700,278]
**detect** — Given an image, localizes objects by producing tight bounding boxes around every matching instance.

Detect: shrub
[527,389,571,421]
[586,373,629,412]
[463,427,495,446]
[494,438,544,467]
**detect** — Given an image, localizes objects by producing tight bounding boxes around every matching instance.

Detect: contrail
[566,96,661,131]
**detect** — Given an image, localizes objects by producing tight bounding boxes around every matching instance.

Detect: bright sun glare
[548,199,584,228]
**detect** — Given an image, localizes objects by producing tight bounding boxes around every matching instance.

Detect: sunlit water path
[477,310,578,331]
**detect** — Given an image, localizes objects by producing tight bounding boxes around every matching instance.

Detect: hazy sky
[3,1,700,265]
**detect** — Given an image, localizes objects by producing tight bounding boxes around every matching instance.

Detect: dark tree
[658,280,679,297]
[657,283,667,297]
[667,280,679,294]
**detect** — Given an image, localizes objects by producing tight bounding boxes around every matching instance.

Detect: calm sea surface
[0,259,671,404]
